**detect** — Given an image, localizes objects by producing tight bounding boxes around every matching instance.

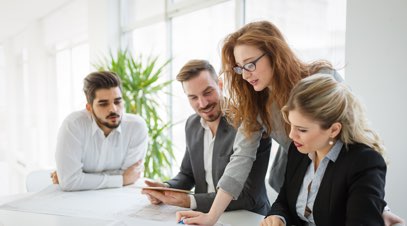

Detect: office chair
[25,169,53,192]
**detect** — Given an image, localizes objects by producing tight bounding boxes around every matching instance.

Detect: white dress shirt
[55,110,148,191]
[189,118,216,209]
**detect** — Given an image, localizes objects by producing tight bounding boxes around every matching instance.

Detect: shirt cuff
[275,215,286,226]
[217,175,242,200]
[108,174,123,187]
[189,195,197,209]
[383,205,391,213]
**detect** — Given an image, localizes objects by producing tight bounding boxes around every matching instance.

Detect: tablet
[140,186,193,194]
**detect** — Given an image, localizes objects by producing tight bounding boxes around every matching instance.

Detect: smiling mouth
[249,79,258,85]
[200,105,215,113]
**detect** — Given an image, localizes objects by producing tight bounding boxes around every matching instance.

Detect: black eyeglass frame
[233,53,267,75]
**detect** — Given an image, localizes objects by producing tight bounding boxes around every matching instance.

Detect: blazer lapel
[287,154,311,218]
[212,116,236,187]
[313,149,343,225]
[191,122,207,193]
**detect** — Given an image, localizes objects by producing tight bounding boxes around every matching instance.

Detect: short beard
[199,103,221,122]
[204,110,222,122]
[92,111,121,129]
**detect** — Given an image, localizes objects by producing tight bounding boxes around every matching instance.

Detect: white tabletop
[0,209,264,226]
[0,209,112,226]
[0,186,264,226]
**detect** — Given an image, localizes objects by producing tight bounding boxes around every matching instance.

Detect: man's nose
[110,103,117,112]
[198,97,208,108]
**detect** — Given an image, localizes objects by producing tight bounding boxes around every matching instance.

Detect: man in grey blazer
[141,59,271,215]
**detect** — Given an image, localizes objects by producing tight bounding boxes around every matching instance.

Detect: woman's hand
[260,215,285,226]
[176,210,217,226]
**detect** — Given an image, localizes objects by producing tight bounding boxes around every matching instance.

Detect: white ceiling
[0,0,72,41]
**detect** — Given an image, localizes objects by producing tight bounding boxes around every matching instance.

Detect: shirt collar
[308,139,343,162]
[200,117,210,130]
[326,140,343,162]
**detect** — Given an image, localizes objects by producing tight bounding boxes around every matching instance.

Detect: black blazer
[166,114,271,215]
[268,142,386,226]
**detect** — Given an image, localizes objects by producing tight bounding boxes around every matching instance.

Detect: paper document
[0,184,229,225]
[0,185,184,221]
[1,185,143,220]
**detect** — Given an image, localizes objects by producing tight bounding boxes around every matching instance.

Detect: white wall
[346,0,407,219]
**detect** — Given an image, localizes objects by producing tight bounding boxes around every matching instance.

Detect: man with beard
[141,60,272,215]
[53,71,148,191]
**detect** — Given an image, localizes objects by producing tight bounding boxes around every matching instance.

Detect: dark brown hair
[83,71,122,104]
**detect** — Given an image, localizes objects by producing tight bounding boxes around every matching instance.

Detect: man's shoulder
[63,110,91,124]
[186,114,201,124]
[121,113,147,127]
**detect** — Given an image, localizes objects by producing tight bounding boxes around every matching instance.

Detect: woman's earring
[329,140,334,145]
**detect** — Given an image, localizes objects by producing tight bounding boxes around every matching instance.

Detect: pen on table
[178,217,185,224]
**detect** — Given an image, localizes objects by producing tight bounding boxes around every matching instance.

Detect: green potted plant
[95,49,175,180]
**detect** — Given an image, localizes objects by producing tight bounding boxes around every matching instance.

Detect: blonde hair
[221,20,332,138]
[281,74,385,155]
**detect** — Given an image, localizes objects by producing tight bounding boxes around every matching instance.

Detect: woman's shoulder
[342,143,386,170]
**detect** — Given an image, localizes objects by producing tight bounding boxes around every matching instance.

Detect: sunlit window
[123,0,165,23]
[72,44,90,110]
[0,46,6,165]
[0,46,4,108]
[246,0,346,74]
[171,1,235,160]
[131,21,170,125]
[132,22,167,58]
[56,43,90,126]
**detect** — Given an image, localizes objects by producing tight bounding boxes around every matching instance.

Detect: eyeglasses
[233,53,267,75]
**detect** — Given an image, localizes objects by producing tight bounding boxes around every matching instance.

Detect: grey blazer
[166,114,271,215]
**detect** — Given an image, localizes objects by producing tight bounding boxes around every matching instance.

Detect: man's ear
[86,103,92,113]
[330,122,342,138]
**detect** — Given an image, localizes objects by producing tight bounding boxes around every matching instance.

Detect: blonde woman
[262,74,386,225]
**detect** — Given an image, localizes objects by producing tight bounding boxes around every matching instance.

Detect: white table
[0,187,264,226]
[0,209,111,226]
[0,209,264,226]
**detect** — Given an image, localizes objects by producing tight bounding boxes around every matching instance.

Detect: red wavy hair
[221,21,332,138]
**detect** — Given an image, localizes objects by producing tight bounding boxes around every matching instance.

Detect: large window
[56,42,90,126]
[0,46,4,109]
[0,46,5,162]
[171,1,235,160]
[246,0,346,74]
[125,0,236,164]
